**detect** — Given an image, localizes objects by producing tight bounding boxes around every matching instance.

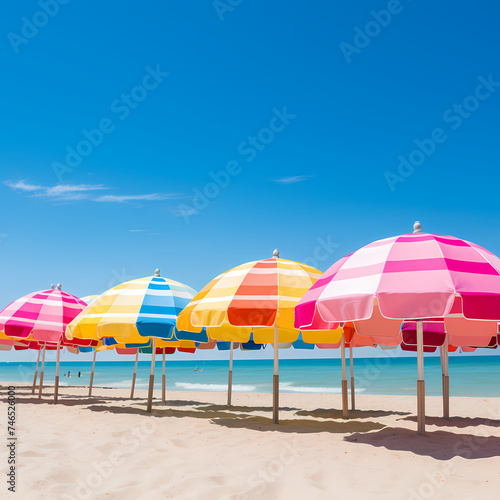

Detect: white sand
[1,383,500,499]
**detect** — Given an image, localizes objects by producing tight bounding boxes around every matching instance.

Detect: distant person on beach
[68,371,71,377]
[78,371,81,378]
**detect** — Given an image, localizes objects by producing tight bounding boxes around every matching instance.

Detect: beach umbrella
[81,295,99,305]
[66,270,199,412]
[177,249,341,423]
[296,221,500,435]
[0,284,87,402]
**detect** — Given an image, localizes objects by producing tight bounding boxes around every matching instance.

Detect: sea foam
[175,382,256,392]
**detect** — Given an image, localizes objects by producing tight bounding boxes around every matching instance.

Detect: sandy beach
[2,383,500,499]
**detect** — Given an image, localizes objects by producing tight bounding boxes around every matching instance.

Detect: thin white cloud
[273,175,316,184]
[4,180,43,192]
[4,180,108,200]
[44,184,108,196]
[95,193,174,203]
[4,180,178,205]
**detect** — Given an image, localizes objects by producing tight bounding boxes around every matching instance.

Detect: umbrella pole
[349,344,355,411]
[439,343,444,411]
[147,338,156,413]
[38,345,46,399]
[273,324,279,424]
[130,350,139,399]
[32,349,41,394]
[88,350,96,397]
[442,335,449,419]
[341,334,348,418]
[227,341,234,406]
[417,320,425,435]
[54,341,61,404]
[162,348,166,403]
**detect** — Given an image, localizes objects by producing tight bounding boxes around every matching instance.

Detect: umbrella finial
[273,249,280,259]
[56,283,62,290]
[413,221,422,233]
[154,269,160,277]
[51,284,55,289]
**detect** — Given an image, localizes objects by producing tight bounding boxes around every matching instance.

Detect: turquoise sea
[1,356,499,397]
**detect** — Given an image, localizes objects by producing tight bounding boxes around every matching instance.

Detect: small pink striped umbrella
[0,284,87,402]
[296,222,500,435]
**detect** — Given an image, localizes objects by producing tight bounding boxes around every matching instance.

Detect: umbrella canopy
[296,222,500,327]
[178,251,319,332]
[177,250,342,423]
[177,251,337,341]
[0,285,87,402]
[296,222,500,434]
[66,270,199,412]
[66,270,197,344]
[0,285,86,343]
[81,295,99,305]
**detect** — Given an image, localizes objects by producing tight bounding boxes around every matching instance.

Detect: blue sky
[1,1,499,362]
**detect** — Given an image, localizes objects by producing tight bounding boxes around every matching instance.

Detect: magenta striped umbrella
[0,284,87,402]
[295,222,500,435]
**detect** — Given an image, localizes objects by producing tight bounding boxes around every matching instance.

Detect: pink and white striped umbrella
[0,286,86,344]
[295,222,500,435]
[295,222,500,329]
[0,285,87,403]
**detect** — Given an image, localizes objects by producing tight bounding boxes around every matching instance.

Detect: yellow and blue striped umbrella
[66,270,197,344]
[65,270,199,411]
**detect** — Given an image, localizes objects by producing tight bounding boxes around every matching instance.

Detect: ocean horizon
[1,355,499,397]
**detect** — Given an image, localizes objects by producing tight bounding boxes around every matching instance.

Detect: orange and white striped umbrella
[177,250,342,424]
[177,250,341,344]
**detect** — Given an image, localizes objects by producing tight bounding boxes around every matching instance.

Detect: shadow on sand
[211,415,386,434]
[400,415,500,429]
[12,396,111,407]
[87,404,247,420]
[296,408,411,420]
[201,404,300,413]
[85,403,386,433]
[344,426,500,459]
